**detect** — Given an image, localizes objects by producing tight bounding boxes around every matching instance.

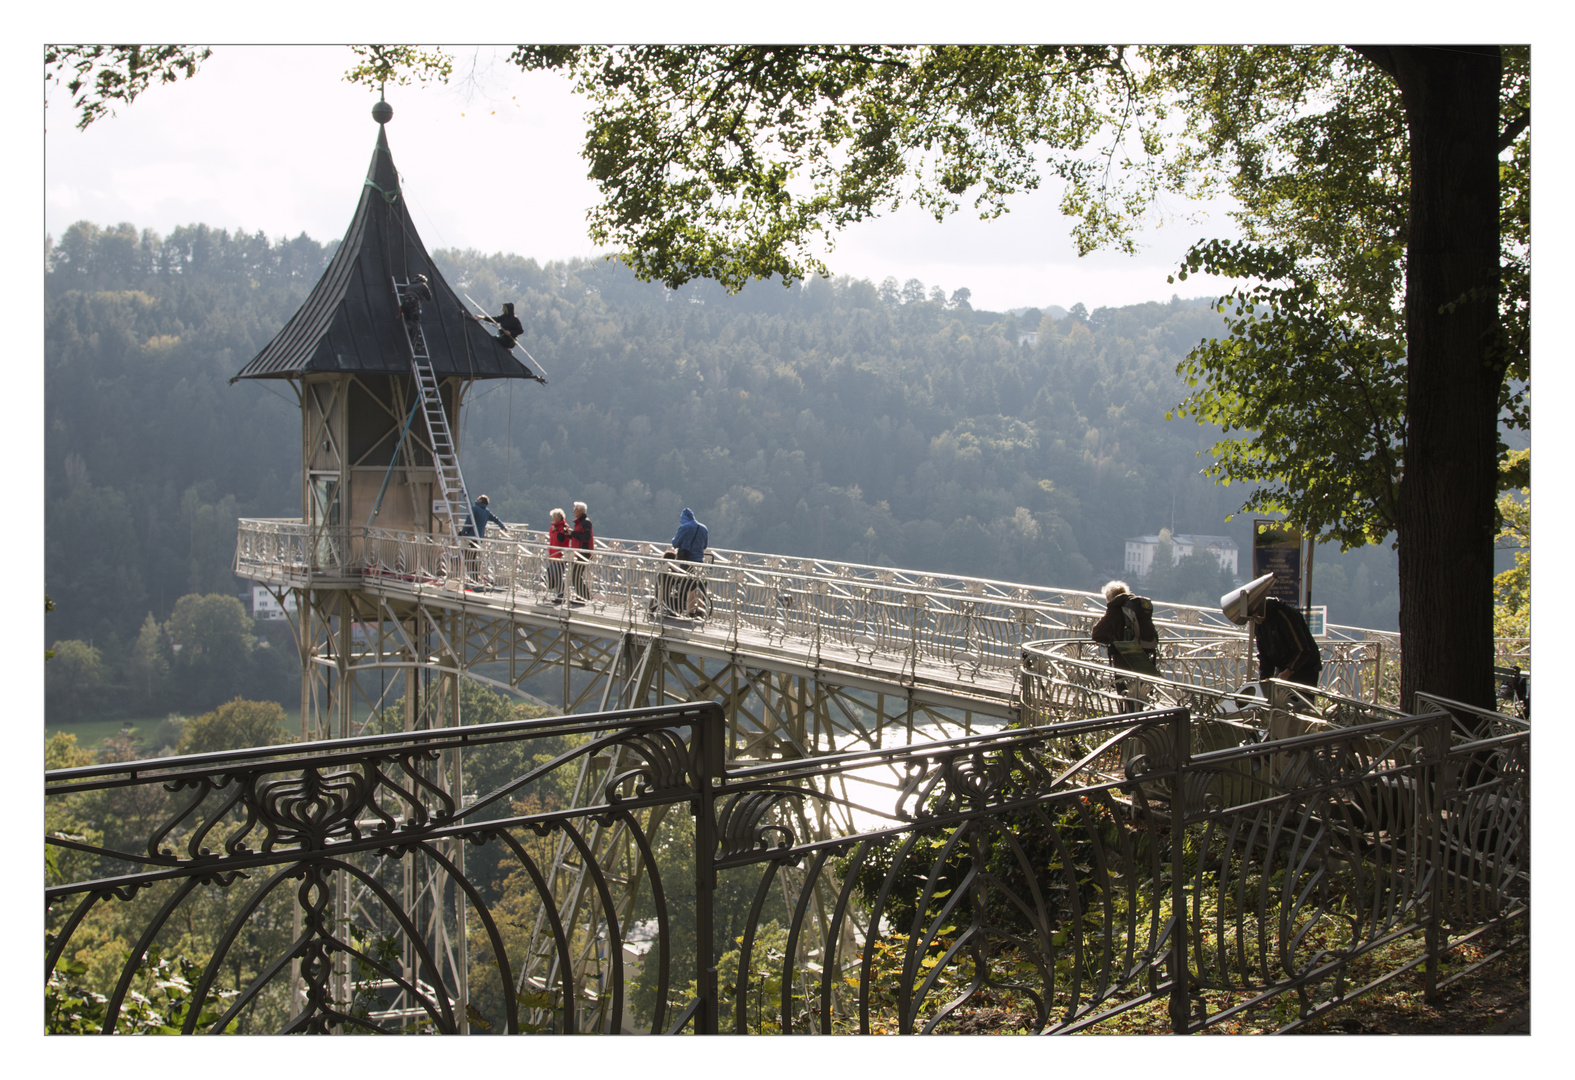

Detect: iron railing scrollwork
[48,697,1526,1034]
[47,705,724,1035]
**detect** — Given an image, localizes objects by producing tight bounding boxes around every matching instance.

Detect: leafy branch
[45,45,210,130]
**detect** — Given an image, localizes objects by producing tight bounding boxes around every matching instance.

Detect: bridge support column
[331,590,354,1023]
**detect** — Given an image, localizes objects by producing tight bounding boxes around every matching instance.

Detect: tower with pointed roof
[227,107,553,984]
[233,98,540,547]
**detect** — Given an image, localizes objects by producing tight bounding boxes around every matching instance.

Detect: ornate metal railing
[1019,638,1401,733]
[47,698,1527,1034]
[235,518,322,575]
[1174,706,1527,1028]
[46,704,725,1035]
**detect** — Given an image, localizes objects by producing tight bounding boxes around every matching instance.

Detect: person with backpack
[1090,579,1160,711]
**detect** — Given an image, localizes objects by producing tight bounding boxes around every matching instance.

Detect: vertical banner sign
[1253,520,1303,606]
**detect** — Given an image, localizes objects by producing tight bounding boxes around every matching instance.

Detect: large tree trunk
[1365,46,1504,711]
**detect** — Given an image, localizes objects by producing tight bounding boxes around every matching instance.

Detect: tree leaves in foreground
[1159,47,1527,556]
[511,46,1146,290]
[45,45,210,130]
[1493,450,1529,640]
[1167,240,1404,551]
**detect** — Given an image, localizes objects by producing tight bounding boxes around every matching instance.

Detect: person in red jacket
[569,501,594,603]
[545,508,571,603]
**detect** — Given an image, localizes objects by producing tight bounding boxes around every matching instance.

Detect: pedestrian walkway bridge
[235,517,1406,752]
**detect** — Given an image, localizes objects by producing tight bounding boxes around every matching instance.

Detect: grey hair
[550,507,565,522]
[573,501,588,516]
[1102,580,1130,602]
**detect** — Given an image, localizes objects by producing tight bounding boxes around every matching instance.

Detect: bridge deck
[355,566,1023,717]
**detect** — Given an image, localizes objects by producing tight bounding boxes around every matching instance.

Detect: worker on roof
[400,274,432,331]
[492,302,525,348]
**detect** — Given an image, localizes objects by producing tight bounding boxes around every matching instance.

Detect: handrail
[1017,636,1406,747]
[234,516,1405,641]
[235,518,1516,713]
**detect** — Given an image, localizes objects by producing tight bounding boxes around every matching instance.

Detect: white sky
[44,43,1246,313]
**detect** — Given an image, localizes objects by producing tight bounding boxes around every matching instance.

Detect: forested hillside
[43,220,1401,723]
[449,252,1242,581]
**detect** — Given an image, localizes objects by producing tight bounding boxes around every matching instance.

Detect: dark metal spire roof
[232,118,535,383]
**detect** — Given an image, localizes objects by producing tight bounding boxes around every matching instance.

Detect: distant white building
[1123,533,1240,580]
[251,586,297,621]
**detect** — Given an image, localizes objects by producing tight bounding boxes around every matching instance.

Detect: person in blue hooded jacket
[457,494,507,586]
[460,494,508,540]
[670,508,709,563]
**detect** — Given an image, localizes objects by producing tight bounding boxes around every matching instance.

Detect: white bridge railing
[238,518,1412,705]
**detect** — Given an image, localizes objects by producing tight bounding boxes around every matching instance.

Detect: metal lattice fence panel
[47,699,1527,1034]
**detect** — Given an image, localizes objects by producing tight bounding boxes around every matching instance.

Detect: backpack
[1121,595,1158,649]
[1110,594,1160,676]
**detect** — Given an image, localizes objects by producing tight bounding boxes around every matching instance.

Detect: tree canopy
[176,698,294,756]
[1165,48,1528,552]
[501,44,1528,709]
[506,46,1168,290]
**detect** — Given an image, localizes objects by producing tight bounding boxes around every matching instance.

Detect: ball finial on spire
[372,99,393,125]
